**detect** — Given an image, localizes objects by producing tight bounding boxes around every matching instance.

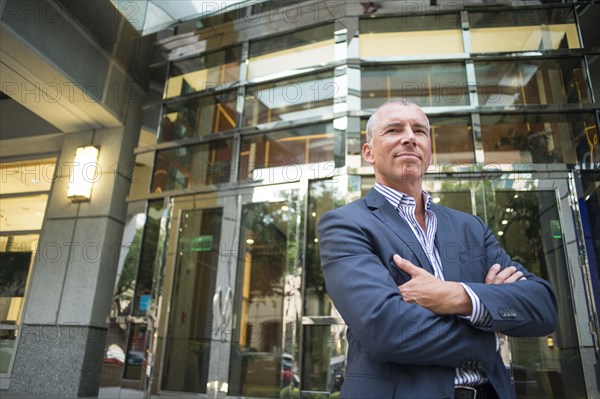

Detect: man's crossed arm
[394,254,525,316]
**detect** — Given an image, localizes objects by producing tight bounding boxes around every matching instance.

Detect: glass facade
[469,8,580,53]
[158,90,238,143]
[238,123,335,182]
[474,57,591,106]
[359,14,464,57]
[152,139,234,192]
[165,47,242,100]
[247,24,335,79]
[243,71,336,126]
[361,62,470,108]
[480,112,597,164]
[104,3,600,399]
[0,158,54,376]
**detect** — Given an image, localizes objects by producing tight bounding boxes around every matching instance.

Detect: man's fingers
[486,264,527,284]
[496,266,518,282]
[485,264,501,283]
[393,254,421,277]
[504,270,524,283]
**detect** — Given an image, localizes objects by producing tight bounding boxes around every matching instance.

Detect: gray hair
[365,98,423,143]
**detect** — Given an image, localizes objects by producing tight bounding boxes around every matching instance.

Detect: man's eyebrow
[382,121,429,131]
[382,122,404,129]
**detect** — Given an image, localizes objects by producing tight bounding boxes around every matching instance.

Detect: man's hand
[394,255,472,316]
[485,264,526,284]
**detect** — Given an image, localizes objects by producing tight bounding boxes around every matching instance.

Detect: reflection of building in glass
[1,1,599,399]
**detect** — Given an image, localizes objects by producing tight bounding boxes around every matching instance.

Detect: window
[361,63,469,108]
[152,139,234,192]
[239,123,335,181]
[243,71,336,127]
[469,8,580,53]
[158,90,238,143]
[0,157,54,374]
[480,113,598,164]
[164,46,241,99]
[475,58,592,106]
[429,115,475,164]
[360,14,463,58]
[247,24,335,80]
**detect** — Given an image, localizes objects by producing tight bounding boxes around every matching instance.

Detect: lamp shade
[67,146,100,201]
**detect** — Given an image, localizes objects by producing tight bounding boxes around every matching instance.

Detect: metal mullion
[154,198,183,397]
[0,230,43,237]
[233,40,247,186]
[581,55,597,104]
[471,113,485,165]
[459,7,481,167]
[0,191,50,199]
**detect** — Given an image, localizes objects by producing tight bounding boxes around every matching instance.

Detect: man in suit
[318,98,558,399]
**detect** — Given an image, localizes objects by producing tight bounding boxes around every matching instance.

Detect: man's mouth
[394,152,422,160]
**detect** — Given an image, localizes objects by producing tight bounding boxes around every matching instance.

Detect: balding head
[365,98,426,143]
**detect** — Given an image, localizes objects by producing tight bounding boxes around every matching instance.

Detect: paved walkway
[1,393,98,399]
[0,390,169,399]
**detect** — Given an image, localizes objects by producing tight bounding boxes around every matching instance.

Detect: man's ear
[362,142,374,165]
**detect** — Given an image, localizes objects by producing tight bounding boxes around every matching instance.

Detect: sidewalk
[0,392,97,399]
[0,390,165,399]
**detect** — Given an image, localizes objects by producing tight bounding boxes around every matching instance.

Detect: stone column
[8,103,142,397]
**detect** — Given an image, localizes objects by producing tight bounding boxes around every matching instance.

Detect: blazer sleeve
[462,216,558,337]
[318,208,497,369]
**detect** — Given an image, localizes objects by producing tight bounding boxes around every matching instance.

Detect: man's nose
[401,129,417,145]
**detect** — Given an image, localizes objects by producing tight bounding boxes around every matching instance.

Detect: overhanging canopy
[110,0,266,36]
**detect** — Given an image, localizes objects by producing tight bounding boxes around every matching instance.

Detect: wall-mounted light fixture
[546,336,555,349]
[67,146,100,202]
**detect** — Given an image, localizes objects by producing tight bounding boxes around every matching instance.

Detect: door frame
[155,182,306,399]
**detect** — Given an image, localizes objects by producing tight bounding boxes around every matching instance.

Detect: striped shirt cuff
[459,283,492,327]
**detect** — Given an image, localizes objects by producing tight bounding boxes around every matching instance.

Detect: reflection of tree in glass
[495,127,559,164]
[495,191,587,397]
[495,192,543,278]
[113,228,142,316]
[241,194,298,299]
[306,181,345,316]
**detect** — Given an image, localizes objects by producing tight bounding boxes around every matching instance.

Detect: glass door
[160,207,223,393]
[423,172,590,399]
[226,185,304,398]
[157,184,305,399]
[156,193,237,398]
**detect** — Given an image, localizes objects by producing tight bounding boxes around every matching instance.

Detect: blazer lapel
[431,205,462,282]
[365,189,435,275]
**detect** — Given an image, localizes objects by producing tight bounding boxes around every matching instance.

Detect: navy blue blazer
[318,188,558,399]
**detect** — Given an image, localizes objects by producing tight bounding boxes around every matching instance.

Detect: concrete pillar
[8,102,142,397]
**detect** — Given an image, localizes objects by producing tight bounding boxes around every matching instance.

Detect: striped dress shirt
[374,183,492,386]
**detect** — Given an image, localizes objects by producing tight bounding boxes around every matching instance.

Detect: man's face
[362,103,432,188]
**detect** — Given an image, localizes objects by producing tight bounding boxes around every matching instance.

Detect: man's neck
[377,179,424,204]
[376,181,428,232]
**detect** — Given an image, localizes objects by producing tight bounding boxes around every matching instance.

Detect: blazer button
[498,307,516,318]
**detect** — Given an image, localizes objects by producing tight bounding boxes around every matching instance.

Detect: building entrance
[144,173,593,399]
